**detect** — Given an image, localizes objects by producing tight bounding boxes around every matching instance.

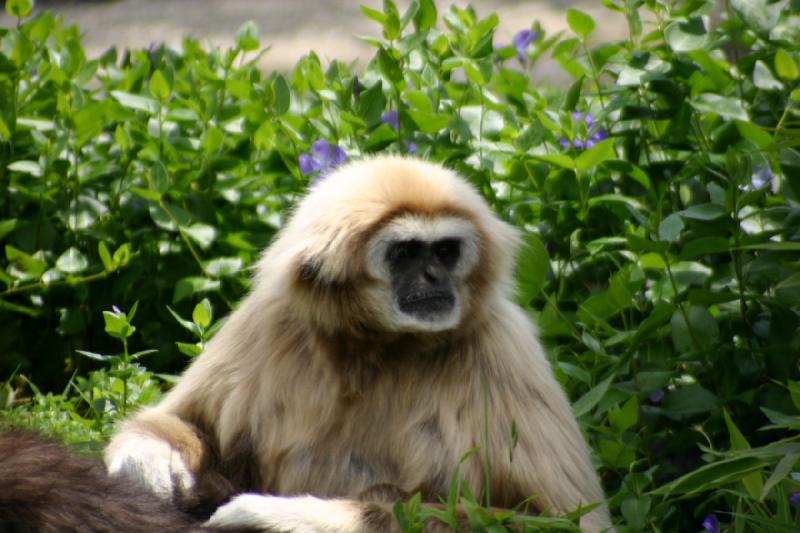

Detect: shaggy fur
[106,156,612,532]
[0,430,211,532]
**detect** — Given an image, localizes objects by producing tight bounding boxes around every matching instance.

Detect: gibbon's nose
[421,264,448,288]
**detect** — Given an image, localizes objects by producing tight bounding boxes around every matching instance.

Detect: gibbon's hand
[105,434,195,500]
[205,494,365,532]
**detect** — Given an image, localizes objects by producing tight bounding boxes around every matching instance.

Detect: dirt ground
[2,0,628,83]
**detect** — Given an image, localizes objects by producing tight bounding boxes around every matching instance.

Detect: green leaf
[173,276,221,303]
[533,153,575,169]
[272,74,291,116]
[167,305,202,336]
[516,233,549,303]
[183,223,218,249]
[775,272,800,305]
[382,0,401,40]
[357,81,386,126]
[671,306,719,353]
[7,160,42,177]
[599,439,635,469]
[760,452,800,500]
[0,219,17,240]
[573,374,614,417]
[678,203,726,221]
[6,0,33,18]
[621,496,651,530]
[566,8,595,39]
[204,257,244,278]
[723,409,763,499]
[75,350,111,362]
[664,17,708,52]
[112,243,131,268]
[98,241,113,272]
[192,298,213,330]
[236,20,260,51]
[360,5,387,25]
[413,0,437,31]
[148,161,169,195]
[103,310,135,340]
[652,455,767,496]
[690,94,749,122]
[679,237,730,260]
[775,48,799,81]
[55,247,89,274]
[202,126,224,155]
[563,76,584,112]
[731,0,776,33]
[6,245,47,279]
[575,138,615,172]
[149,69,172,101]
[661,384,719,420]
[377,47,403,84]
[111,90,160,114]
[407,109,449,134]
[177,342,203,357]
[753,60,783,90]
[735,120,772,149]
[609,396,639,433]
[658,213,684,242]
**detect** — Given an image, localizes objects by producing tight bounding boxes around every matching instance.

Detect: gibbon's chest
[258,362,467,499]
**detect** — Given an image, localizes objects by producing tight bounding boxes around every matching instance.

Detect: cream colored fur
[106,156,612,532]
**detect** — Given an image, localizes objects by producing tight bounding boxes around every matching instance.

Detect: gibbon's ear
[290,220,371,285]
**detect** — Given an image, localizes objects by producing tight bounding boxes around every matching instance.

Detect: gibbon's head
[261,156,519,335]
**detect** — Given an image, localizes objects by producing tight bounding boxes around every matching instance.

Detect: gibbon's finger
[106,434,195,500]
[204,494,365,532]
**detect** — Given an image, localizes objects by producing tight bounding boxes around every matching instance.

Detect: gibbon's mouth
[398,290,456,318]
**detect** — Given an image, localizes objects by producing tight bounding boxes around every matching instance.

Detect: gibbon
[0,430,220,532]
[105,156,612,532]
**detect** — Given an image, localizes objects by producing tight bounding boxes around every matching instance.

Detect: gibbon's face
[366,214,480,333]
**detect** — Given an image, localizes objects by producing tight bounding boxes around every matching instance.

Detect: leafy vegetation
[2,0,800,530]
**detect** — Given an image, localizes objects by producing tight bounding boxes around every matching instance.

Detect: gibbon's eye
[387,240,424,265]
[433,238,461,269]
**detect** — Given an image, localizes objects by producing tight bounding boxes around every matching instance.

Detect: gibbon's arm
[205,493,460,533]
[481,300,612,532]
[105,294,268,499]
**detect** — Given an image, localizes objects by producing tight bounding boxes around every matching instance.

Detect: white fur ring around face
[204,494,365,533]
[105,435,195,500]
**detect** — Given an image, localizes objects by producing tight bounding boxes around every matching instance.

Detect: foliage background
[1,0,800,530]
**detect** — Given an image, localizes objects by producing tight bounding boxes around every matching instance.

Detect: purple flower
[751,165,774,189]
[512,29,539,62]
[649,389,665,403]
[298,153,321,175]
[560,113,609,152]
[299,139,347,179]
[353,76,362,99]
[702,513,720,533]
[591,127,608,142]
[791,491,800,509]
[407,141,418,154]
[381,110,400,131]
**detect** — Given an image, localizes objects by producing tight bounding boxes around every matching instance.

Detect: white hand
[106,434,195,499]
[205,494,365,532]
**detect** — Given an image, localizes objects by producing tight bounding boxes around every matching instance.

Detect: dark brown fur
[0,430,252,532]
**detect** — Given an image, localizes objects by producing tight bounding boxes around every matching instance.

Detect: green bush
[2,0,800,530]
